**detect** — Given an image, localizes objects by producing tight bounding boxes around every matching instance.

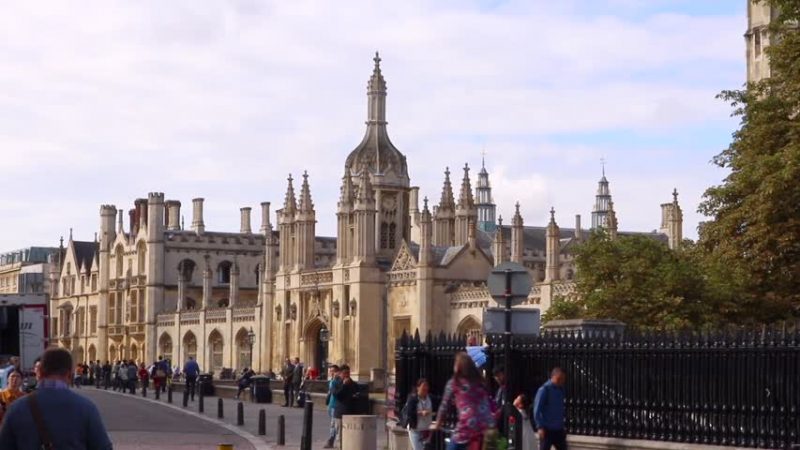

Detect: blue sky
[0,0,747,250]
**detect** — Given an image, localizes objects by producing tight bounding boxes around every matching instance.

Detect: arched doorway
[183,331,197,362]
[456,315,483,345]
[75,346,85,365]
[235,328,252,370]
[304,319,328,378]
[130,343,139,363]
[109,344,117,362]
[159,333,173,363]
[207,330,224,374]
[88,345,97,363]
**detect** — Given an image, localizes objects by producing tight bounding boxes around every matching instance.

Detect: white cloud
[0,0,742,249]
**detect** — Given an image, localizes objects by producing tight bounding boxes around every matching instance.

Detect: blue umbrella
[467,346,487,368]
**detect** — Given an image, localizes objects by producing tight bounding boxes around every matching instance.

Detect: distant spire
[283,174,297,213]
[438,167,455,211]
[69,228,73,241]
[298,171,314,212]
[549,207,556,223]
[601,156,606,178]
[512,202,523,227]
[367,51,387,125]
[457,163,474,208]
[59,236,64,249]
[181,215,185,231]
[117,209,123,233]
[672,188,679,203]
[338,172,354,207]
[421,196,432,222]
[498,215,503,227]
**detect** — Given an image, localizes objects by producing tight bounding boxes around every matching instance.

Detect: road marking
[94,389,272,450]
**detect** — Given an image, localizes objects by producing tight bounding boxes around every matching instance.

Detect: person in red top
[138,363,149,390]
[306,366,319,380]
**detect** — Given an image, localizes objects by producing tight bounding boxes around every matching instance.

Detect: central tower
[343,53,411,262]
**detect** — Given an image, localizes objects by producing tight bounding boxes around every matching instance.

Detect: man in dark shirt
[281,358,294,407]
[331,364,357,449]
[291,358,304,407]
[183,356,200,401]
[0,348,113,449]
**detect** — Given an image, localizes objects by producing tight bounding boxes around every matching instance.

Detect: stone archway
[109,344,117,362]
[183,331,198,362]
[88,345,97,363]
[130,342,139,363]
[159,332,173,363]
[303,318,328,377]
[456,315,483,345]
[207,330,224,374]
[75,346,85,365]
[234,328,252,371]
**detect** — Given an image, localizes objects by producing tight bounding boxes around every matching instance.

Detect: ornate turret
[475,155,497,232]
[433,167,456,247]
[660,189,683,249]
[344,52,409,186]
[511,202,524,263]
[419,197,433,267]
[278,175,297,271]
[591,165,613,229]
[493,216,507,265]
[295,171,316,270]
[455,163,477,246]
[546,207,560,281]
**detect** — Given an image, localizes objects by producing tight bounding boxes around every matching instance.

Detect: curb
[93,388,272,450]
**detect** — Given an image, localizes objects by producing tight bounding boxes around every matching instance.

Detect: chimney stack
[240,207,252,234]
[166,200,181,231]
[575,214,582,240]
[192,198,205,234]
[260,202,271,234]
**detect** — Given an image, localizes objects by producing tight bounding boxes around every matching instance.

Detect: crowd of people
[398,352,568,450]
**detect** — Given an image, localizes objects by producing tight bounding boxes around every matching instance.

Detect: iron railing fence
[395,324,800,449]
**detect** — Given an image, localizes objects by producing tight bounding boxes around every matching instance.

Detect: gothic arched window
[388,223,397,249]
[380,222,389,249]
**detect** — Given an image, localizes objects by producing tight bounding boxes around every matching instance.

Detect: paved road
[78,389,257,450]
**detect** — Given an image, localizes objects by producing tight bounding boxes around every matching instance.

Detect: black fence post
[167,385,172,403]
[198,383,205,413]
[258,409,266,436]
[142,383,147,397]
[218,398,224,418]
[155,385,160,400]
[300,401,313,450]
[182,389,188,407]
[277,415,286,446]
[237,401,244,426]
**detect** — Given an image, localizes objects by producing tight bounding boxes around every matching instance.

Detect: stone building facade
[49,54,683,381]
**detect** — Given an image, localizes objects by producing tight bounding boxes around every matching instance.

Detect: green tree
[698,0,800,321]
[546,231,733,331]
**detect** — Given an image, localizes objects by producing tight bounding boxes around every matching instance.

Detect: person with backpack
[432,352,496,450]
[401,378,433,450]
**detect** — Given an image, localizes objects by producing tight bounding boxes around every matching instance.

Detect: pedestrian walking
[533,368,567,450]
[138,363,149,391]
[183,356,200,401]
[401,378,434,450]
[432,352,496,450]
[118,361,129,392]
[102,361,112,388]
[0,348,113,449]
[323,364,340,448]
[73,364,83,389]
[112,361,121,391]
[281,358,294,407]
[127,361,138,394]
[331,364,357,449]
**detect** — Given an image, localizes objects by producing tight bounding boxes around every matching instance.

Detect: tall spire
[338,172,354,207]
[298,171,314,213]
[457,163,474,208]
[367,51,387,125]
[475,154,496,232]
[438,167,455,211]
[283,174,297,214]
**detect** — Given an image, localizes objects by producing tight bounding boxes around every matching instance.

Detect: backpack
[398,395,412,428]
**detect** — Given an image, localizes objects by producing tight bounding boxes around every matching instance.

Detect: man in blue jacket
[0,348,112,449]
[183,356,201,401]
[533,367,567,450]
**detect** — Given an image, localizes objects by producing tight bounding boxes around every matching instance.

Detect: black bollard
[237,402,244,426]
[258,409,266,436]
[168,386,173,403]
[300,401,313,450]
[218,398,224,419]
[183,389,189,407]
[155,386,160,400]
[142,384,147,397]
[199,386,204,413]
[277,415,285,446]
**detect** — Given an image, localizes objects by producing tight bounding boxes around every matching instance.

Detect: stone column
[229,263,240,308]
[177,277,185,311]
[240,207,252,234]
[342,415,377,450]
[202,265,212,309]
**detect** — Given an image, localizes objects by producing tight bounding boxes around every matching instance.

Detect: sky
[0,0,747,251]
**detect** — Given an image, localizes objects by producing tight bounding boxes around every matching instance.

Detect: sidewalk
[118,386,389,449]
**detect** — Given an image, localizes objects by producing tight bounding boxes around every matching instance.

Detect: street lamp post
[246,327,256,370]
